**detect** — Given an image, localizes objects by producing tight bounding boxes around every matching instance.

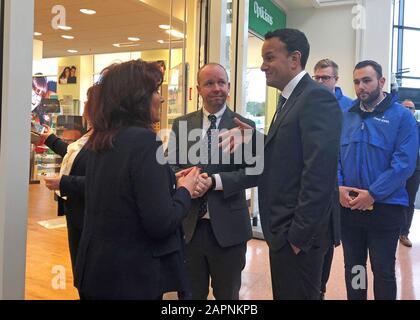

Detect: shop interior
[27,0,196,299]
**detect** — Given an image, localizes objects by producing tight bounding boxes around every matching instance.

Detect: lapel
[187,109,204,151]
[265,74,311,147]
[218,106,235,130]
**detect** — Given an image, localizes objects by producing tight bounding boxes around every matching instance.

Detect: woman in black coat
[41,85,99,276]
[74,59,199,300]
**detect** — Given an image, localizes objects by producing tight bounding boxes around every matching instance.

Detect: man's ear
[379,77,386,89]
[290,51,302,69]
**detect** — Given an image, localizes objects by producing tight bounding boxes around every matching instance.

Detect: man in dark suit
[223,29,342,300]
[258,29,342,300]
[167,63,255,300]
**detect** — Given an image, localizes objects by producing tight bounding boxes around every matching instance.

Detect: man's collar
[281,70,307,99]
[202,104,227,119]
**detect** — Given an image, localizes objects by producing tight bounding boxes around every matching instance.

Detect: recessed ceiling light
[67,49,78,53]
[165,29,184,38]
[34,32,42,36]
[61,35,75,40]
[58,25,72,31]
[157,40,165,44]
[80,8,96,15]
[127,37,140,41]
[159,24,171,30]
[112,42,140,48]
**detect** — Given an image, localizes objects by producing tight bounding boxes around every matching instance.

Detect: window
[392,0,420,89]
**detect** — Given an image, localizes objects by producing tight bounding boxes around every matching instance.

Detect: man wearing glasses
[313,59,353,112]
[399,99,420,248]
[313,58,353,299]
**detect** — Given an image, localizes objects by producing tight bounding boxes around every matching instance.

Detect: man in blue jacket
[338,60,419,300]
[313,58,354,112]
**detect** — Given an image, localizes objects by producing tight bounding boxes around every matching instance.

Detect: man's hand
[339,186,354,208]
[44,176,61,191]
[348,188,374,211]
[218,117,253,153]
[192,173,213,199]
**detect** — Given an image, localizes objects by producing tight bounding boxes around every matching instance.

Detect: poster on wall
[32,74,57,125]
[58,65,77,84]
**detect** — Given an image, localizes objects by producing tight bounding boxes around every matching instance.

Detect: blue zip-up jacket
[338,93,419,206]
[335,87,354,112]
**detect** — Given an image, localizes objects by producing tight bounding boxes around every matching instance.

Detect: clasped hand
[339,186,374,211]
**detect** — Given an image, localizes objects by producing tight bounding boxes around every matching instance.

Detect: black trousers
[185,219,247,300]
[320,245,334,294]
[269,241,328,300]
[341,204,404,300]
[401,170,420,236]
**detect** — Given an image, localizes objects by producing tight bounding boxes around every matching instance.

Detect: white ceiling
[34,0,185,58]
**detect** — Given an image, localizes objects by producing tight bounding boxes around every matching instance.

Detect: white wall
[0,0,34,299]
[287,0,394,97]
[288,5,356,98]
[359,0,393,88]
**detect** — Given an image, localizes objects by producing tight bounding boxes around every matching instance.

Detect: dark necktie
[269,95,287,132]
[198,114,217,218]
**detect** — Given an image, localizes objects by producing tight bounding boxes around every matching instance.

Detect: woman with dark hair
[59,67,70,84]
[75,59,199,300]
[40,85,99,289]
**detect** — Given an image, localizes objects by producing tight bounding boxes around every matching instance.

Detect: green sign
[249,0,286,38]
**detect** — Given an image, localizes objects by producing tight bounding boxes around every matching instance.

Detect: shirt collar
[202,104,227,120]
[281,70,307,99]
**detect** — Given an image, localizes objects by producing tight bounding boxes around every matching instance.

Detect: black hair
[354,60,383,78]
[264,28,310,69]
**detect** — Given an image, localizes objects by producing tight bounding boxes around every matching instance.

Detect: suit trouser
[320,245,334,294]
[185,219,247,300]
[341,204,404,300]
[269,241,328,300]
[401,170,420,236]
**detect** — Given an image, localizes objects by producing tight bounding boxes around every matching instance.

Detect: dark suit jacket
[169,107,255,248]
[44,134,87,230]
[258,74,342,253]
[74,127,191,299]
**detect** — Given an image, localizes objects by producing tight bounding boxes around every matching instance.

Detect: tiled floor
[26,184,420,299]
[239,211,420,300]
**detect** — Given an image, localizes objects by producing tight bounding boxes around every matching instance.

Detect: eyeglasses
[407,106,415,110]
[312,75,336,81]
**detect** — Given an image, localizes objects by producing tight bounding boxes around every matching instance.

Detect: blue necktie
[198,114,217,218]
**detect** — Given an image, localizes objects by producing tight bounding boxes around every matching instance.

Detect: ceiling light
[157,40,165,44]
[34,32,42,36]
[127,37,140,41]
[112,42,140,48]
[165,29,184,38]
[159,24,171,30]
[80,9,96,15]
[67,49,78,53]
[58,25,72,31]
[61,35,75,40]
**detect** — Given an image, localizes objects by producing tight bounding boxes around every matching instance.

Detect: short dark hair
[264,28,310,69]
[86,59,163,152]
[354,60,383,78]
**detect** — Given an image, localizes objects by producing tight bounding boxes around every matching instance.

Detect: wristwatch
[210,175,216,190]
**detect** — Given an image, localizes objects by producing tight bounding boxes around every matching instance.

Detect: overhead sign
[249,0,286,38]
